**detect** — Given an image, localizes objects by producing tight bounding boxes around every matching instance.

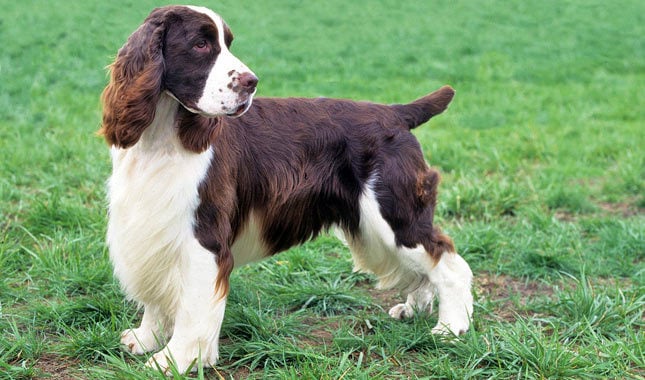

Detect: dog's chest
[106,141,213,303]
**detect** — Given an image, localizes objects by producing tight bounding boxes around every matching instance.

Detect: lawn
[1,0,643,379]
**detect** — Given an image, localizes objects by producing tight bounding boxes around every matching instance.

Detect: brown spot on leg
[426,227,455,264]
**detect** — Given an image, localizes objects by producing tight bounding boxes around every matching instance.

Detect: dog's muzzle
[228,72,258,117]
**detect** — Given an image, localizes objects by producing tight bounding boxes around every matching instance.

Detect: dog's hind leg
[386,225,473,336]
[388,284,435,320]
[356,241,473,335]
[346,179,473,335]
[425,249,473,335]
[384,246,472,335]
[387,245,473,335]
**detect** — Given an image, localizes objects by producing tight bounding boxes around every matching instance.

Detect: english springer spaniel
[101,5,473,374]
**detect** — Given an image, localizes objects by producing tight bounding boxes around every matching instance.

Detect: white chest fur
[106,96,213,314]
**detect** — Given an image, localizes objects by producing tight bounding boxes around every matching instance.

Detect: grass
[1,0,643,378]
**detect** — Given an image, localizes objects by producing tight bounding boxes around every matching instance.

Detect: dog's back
[205,87,455,258]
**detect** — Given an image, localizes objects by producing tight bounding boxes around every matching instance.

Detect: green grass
[1,0,643,378]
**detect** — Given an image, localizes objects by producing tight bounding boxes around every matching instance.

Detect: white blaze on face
[187,6,256,116]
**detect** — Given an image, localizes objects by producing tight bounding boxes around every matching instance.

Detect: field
[1,0,643,378]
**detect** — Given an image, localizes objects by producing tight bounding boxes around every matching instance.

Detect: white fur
[427,252,473,335]
[344,177,430,291]
[231,213,270,267]
[343,176,473,335]
[187,6,256,116]
[108,94,211,314]
[146,239,225,373]
[108,93,224,372]
[120,304,167,355]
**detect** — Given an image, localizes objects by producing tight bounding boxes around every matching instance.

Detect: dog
[100,5,474,374]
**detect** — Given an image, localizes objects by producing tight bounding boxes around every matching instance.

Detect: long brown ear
[99,8,168,148]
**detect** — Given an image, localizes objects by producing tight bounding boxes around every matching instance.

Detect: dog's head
[101,5,257,148]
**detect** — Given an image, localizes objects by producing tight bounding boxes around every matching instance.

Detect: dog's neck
[139,93,221,154]
[136,93,182,153]
[176,103,222,153]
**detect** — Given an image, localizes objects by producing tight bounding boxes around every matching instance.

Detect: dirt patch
[597,201,643,218]
[476,273,555,303]
[364,287,403,312]
[475,273,557,322]
[307,321,336,343]
[292,316,340,348]
[553,198,643,222]
[213,366,248,380]
[554,210,576,222]
[35,353,81,380]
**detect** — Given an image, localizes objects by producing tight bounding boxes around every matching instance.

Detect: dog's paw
[388,303,414,319]
[120,328,160,355]
[146,349,196,376]
[431,319,469,336]
[145,346,216,375]
[145,350,174,375]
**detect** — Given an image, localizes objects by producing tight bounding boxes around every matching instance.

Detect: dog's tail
[392,85,455,129]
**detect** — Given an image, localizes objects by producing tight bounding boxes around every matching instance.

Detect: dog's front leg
[146,240,227,374]
[121,305,170,355]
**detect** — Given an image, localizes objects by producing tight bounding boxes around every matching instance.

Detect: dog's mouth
[226,98,253,118]
[165,90,254,119]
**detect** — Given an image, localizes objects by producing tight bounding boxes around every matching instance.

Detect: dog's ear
[100,8,169,148]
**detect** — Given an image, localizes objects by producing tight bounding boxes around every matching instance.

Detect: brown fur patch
[416,168,440,208]
[100,9,167,147]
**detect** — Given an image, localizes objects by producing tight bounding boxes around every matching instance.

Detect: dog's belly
[231,212,270,267]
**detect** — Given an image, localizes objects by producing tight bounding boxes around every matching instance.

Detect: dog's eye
[193,40,210,53]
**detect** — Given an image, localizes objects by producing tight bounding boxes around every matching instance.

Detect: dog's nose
[238,72,258,92]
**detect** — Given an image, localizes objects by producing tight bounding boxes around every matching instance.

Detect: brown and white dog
[101,5,473,374]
